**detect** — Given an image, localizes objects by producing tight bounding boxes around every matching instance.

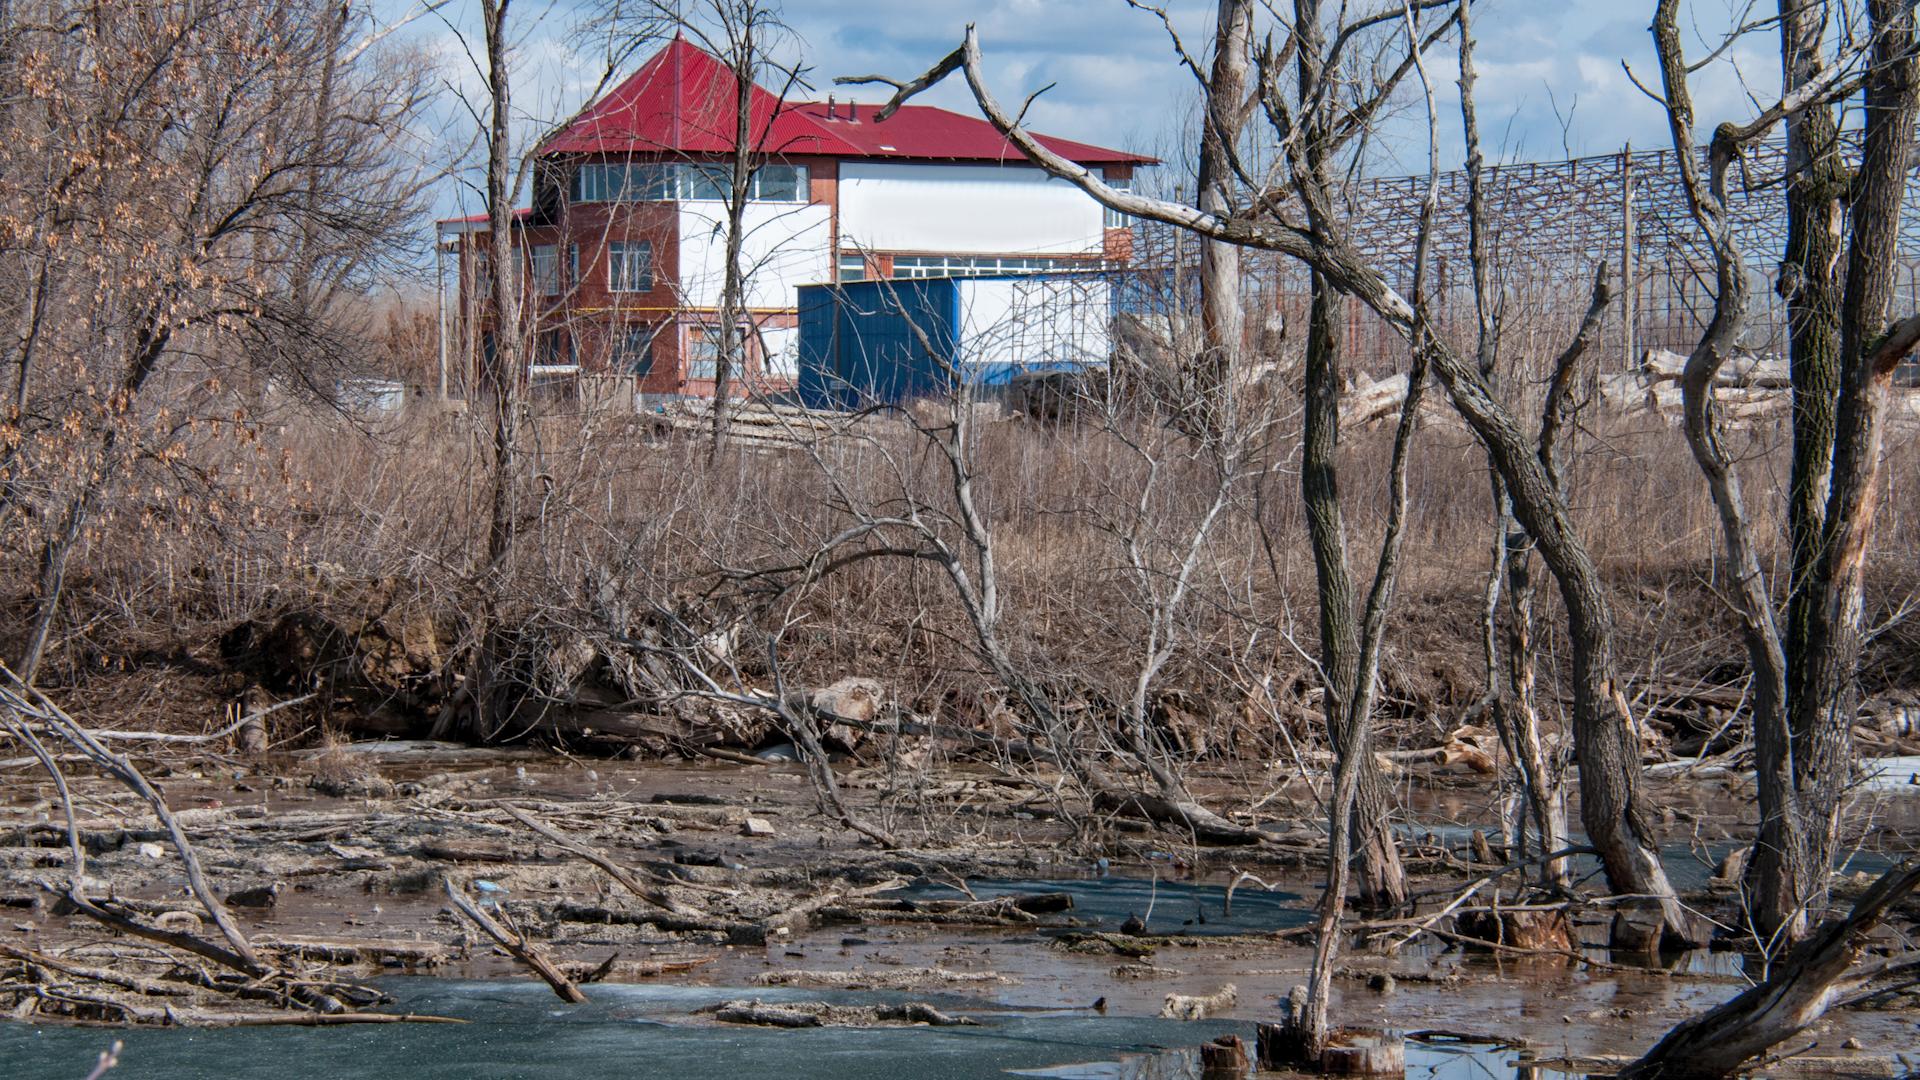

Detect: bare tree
[842,3,1707,947]
[0,0,427,684]
[1650,0,1920,945]
[466,0,524,740]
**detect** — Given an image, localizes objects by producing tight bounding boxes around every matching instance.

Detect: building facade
[437,36,1153,400]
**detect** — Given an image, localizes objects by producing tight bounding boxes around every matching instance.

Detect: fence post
[1621,144,1638,370]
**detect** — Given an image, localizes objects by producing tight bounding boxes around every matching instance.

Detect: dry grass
[6,372,1920,760]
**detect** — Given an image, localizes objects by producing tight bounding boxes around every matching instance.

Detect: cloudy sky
[394,0,1773,217]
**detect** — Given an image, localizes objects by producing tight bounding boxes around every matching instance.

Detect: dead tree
[1197,0,1254,393]
[468,0,523,741]
[1651,0,1920,945]
[1294,3,1439,1052]
[841,6,1703,947]
[0,0,425,684]
[1451,0,1577,892]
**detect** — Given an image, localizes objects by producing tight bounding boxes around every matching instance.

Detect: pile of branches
[0,666,450,1027]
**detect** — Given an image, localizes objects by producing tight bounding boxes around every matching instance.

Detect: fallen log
[497,803,698,916]
[1618,859,1920,1079]
[709,998,978,1028]
[1161,983,1236,1020]
[443,877,586,1004]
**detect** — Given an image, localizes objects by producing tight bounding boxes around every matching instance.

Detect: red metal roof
[540,36,1153,167]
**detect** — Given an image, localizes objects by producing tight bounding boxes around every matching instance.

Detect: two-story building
[437,35,1154,400]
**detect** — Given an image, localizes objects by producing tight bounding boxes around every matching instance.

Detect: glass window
[571,164,607,203]
[535,331,576,369]
[575,161,807,203]
[615,326,656,375]
[573,163,671,203]
[608,241,652,292]
[677,164,729,201]
[686,323,721,380]
[1104,174,1132,229]
[891,255,1067,279]
[530,244,560,295]
[751,164,808,202]
[838,255,866,282]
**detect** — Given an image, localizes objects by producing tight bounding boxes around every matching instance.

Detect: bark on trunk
[709,22,757,458]
[470,0,522,741]
[1301,272,1407,910]
[1196,0,1252,397]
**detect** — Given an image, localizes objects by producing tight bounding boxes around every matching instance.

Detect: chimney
[826,94,836,120]
[847,101,858,122]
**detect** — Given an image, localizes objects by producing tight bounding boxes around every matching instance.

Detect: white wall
[955,277,1111,370]
[676,201,833,310]
[757,324,799,379]
[838,163,1105,255]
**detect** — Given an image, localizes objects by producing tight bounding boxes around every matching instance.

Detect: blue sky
[394,0,1774,218]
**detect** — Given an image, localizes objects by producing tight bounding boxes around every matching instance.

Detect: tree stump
[1609,899,1667,954]
[1321,1029,1405,1076]
[1257,986,1313,1069]
[1199,1034,1250,1079]
[1470,829,1497,865]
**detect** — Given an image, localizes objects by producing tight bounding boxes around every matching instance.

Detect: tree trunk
[1195,0,1252,396]
[470,0,522,741]
[1301,272,1407,910]
[1779,0,1920,942]
[709,20,757,459]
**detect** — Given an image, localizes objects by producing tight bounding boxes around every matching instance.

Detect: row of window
[528,241,653,296]
[838,254,1081,282]
[571,162,809,205]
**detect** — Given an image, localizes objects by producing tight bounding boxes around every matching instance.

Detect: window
[615,326,657,375]
[608,241,653,292]
[892,255,1069,279]
[530,244,560,295]
[838,254,867,282]
[572,161,810,204]
[676,164,729,201]
[572,162,671,203]
[686,323,721,380]
[534,331,576,370]
[750,164,808,202]
[1104,174,1132,229]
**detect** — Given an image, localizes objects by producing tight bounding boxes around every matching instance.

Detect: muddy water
[0,979,1537,1079]
[897,876,1311,937]
[6,750,1917,1072]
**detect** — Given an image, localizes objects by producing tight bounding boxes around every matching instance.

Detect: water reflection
[1009,1035,1571,1080]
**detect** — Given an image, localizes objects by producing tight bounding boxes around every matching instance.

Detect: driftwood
[1619,859,1920,1079]
[709,998,977,1027]
[758,877,907,941]
[443,878,587,1004]
[0,667,265,975]
[752,966,1008,989]
[1161,983,1237,1020]
[1642,347,1789,388]
[497,803,698,916]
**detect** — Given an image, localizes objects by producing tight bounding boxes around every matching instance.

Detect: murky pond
[0,979,1537,1079]
[900,876,1311,937]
